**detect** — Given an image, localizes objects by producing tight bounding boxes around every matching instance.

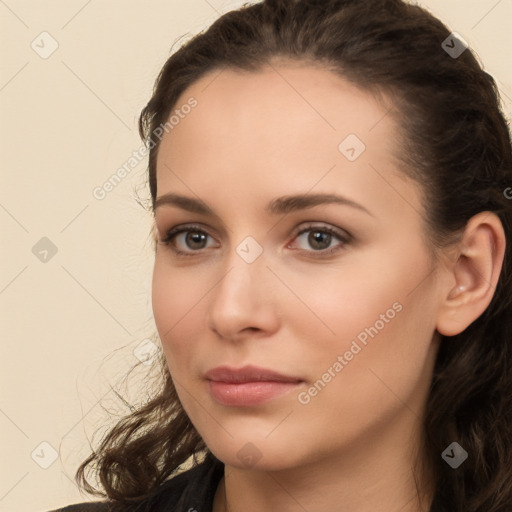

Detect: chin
[200,428,308,472]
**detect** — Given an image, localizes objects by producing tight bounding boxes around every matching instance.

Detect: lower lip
[208,380,301,406]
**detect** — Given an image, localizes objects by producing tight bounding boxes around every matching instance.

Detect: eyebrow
[154,192,373,217]
[267,193,374,217]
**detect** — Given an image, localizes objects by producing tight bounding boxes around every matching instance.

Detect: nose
[206,256,281,342]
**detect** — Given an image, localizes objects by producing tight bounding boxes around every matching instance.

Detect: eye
[159,225,219,255]
[289,224,350,255]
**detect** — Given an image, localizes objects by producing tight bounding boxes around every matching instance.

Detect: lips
[205,365,303,406]
[204,365,302,383]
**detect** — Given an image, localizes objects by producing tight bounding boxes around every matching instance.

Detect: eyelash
[158,223,351,258]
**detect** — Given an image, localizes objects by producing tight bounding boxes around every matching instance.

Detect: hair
[75,0,512,510]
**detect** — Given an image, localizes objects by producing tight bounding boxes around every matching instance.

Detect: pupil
[186,232,207,249]
[309,231,331,250]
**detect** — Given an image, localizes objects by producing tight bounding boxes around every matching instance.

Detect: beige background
[1,1,510,511]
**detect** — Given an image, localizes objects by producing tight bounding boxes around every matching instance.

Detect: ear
[436,211,506,337]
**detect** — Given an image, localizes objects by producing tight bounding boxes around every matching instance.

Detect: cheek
[291,259,437,427]
[272,260,405,357]
[151,258,208,371]
[309,298,437,447]
[278,242,438,388]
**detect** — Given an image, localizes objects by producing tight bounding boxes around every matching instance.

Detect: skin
[151,62,506,512]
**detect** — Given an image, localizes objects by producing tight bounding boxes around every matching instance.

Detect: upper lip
[205,365,302,383]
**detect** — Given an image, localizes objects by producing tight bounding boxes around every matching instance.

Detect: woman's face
[152,63,443,471]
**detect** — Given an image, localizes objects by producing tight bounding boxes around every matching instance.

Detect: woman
[50,0,512,510]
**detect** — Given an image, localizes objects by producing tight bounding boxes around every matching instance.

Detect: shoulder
[46,453,224,512]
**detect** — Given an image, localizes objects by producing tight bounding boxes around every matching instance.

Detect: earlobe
[436,212,506,337]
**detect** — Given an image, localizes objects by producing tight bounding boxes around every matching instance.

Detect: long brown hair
[76,1,512,510]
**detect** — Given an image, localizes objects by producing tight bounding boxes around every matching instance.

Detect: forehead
[163,62,395,146]
[158,64,397,165]
[154,63,421,223]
